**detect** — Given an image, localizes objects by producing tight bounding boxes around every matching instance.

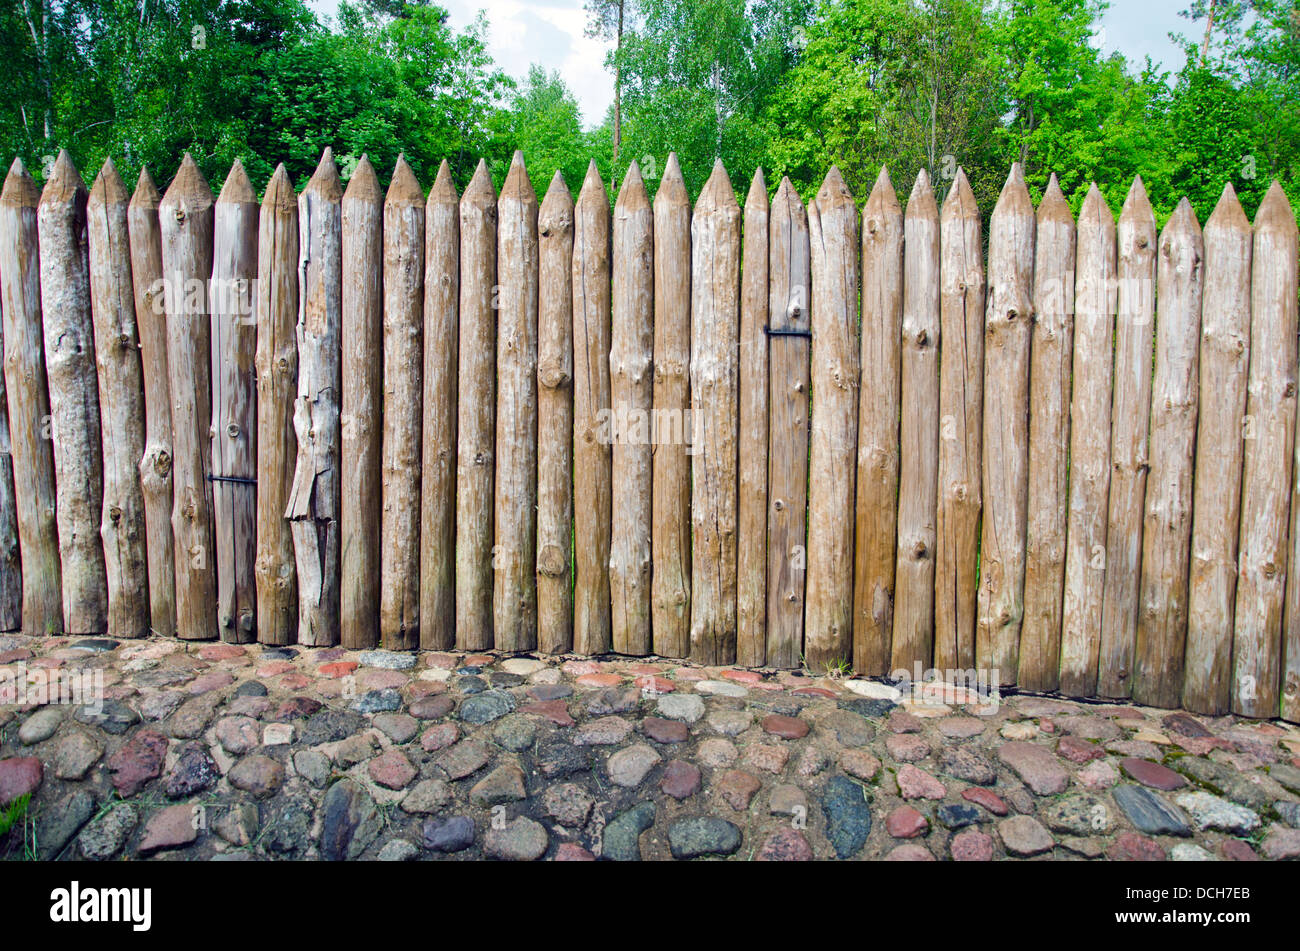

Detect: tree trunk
[737,169,768,668]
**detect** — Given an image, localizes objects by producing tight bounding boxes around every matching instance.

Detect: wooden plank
[737,168,769,668]
[456,160,498,651]
[380,156,425,650]
[420,160,459,651]
[610,161,654,656]
[537,170,574,655]
[805,167,859,673]
[1020,175,1076,691]
[934,169,982,674]
[210,160,258,643]
[572,162,612,656]
[1249,182,1299,720]
[1134,199,1204,707]
[1185,185,1251,713]
[854,169,903,676]
[128,166,175,638]
[1099,176,1158,697]
[652,154,691,659]
[0,279,15,628]
[38,151,108,635]
[494,152,539,653]
[340,156,383,650]
[253,164,299,645]
[87,158,149,637]
[0,159,61,634]
[1060,185,1117,697]
[287,149,343,647]
[893,170,939,675]
[690,160,741,666]
[765,177,810,670]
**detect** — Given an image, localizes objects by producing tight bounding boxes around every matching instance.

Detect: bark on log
[893,170,940,676]
[765,177,810,670]
[420,160,459,651]
[380,156,424,650]
[340,156,383,649]
[39,150,108,634]
[1020,174,1076,691]
[610,161,654,657]
[87,158,149,637]
[1099,177,1158,698]
[737,168,768,667]
[1060,184,1116,697]
[934,169,982,674]
[690,160,741,666]
[210,159,258,643]
[0,159,60,634]
[572,162,612,656]
[456,160,497,651]
[287,149,342,647]
[652,154,691,659]
[1248,183,1299,720]
[977,164,1036,685]
[536,170,573,654]
[805,167,859,673]
[128,166,175,637]
[254,164,298,646]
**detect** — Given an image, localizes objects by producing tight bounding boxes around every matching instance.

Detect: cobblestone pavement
[1,633,1299,861]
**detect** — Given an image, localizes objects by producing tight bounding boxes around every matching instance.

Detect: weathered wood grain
[737,168,768,668]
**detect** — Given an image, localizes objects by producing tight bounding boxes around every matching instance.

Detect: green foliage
[486,66,593,195]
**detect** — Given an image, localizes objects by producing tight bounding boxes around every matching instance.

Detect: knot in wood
[227,423,241,439]
[1264,562,1279,579]
[155,450,172,476]
[773,498,785,512]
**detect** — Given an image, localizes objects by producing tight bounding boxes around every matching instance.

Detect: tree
[487,66,591,192]
[585,0,629,168]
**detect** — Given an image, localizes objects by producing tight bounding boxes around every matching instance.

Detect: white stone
[1174,791,1261,835]
[695,680,747,698]
[263,723,294,746]
[419,667,451,682]
[501,658,546,676]
[528,667,562,684]
[1170,843,1218,861]
[843,679,902,701]
[657,694,706,723]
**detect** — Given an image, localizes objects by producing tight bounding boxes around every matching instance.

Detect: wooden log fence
[0,147,1298,721]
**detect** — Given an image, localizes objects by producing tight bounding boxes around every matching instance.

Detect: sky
[306,0,1198,129]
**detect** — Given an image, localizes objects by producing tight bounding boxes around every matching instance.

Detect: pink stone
[1220,838,1260,862]
[577,672,623,688]
[199,644,246,661]
[188,671,234,694]
[951,829,995,861]
[660,760,701,799]
[884,844,935,861]
[896,764,945,800]
[521,700,575,727]
[277,673,311,690]
[358,669,408,690]
[749,681,784,692]
[791,687,837,699]
[745,744,790,774]
[0,756,42,805]
[840,749,880,782]
[756,828,814,861]
[887,711,923,734]
[369,750,417,790]
[463,654,494,667]
[138,804,199,855]
[886,733,931,762]
[1057,734,1103,764]
[1108,832,1166,861]
[886,805,929,838]
[0,649,32,664]
[962,787,1009,816]
[715,769,762,810]
[1119,757,1186,791]
[563,660,600,676]
[421,723,459,752]
[107,729,168,796]
[30,656,64,669]
[719,669,763,684]
[555,843,596,861]
[319,661,359,678]
[633,675,675,693]
[672,668,706,682]
[762,714,810,739]
[426,653,458,670]
[258,661,295,676]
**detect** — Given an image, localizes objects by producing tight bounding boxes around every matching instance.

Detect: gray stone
[998,815,1055,856]
[437,741,492,780]
[542,782,594,827]
[936,803,985,830]
[607,743,661,788]
[76,698,140,735]
[69,638,119,653]
[1041,793,1113,835]
[165,742,218,799]
[706,709,752,736]
[52,730,102,780]
[1277,801,1300,829]
[1269,763,1300,796]
[353,688,402,714]
[36,790,95,860]
[266,795,314,855]
[997,741,1069,795]
[1112,785,1192,837]
[822,775,872,858]
[319,780,380,860]
[301,710,367,746]
[373,713,419,744]
[485,817,549,860]
[402,779,454,815]
[656,694,705,723]
[668,817,742,858]
[469,763,528,806]
[19,706,63,745]
[357,650,416,670]
[1174,791,1261,835]
[1170,843,1217,861]
[377,838,419,861]
[491,714,537,752]
[587,686,641,715]
[293,749,331,787]
[837,697,896,719]
[818,710,875,747]
[459,689,517,725]
[78,803,137,861]
[166,693,222,739]
[424,815,475,853]
[213,803,259,847]
[603,802,656,860]
[941,747,997,786]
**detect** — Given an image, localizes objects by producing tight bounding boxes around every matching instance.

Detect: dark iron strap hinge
[207,474,258,485]
[764,325,811,339]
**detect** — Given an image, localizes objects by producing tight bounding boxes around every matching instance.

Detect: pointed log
[420,160,459,650]
[805,166,859,673]
[87,158,149,637]
[40,150,108,634]
[610,160,654,656]
[380,156,425,650]
[765,177,810,670]
[254,164,299,645]
[690,160,741,666]
[340,155,383,649]
[128,166,175,637]
[536,170,573,654]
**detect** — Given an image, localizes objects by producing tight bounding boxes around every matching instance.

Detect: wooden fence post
[1099,177,1157,697]
[40,151,108,634]
[765,177,811,670]
[1248,182,1299,720]
[1133,199,1204,707]
[288,149,342,647]
[210,159,258,643]
[381,156,425,650]
[254,164,298,645]
[494,152,539,653]
[421,160,459,651]
[87,158,149,637]
[738,168,769,668]
[652,154,691,659]
[1059,185,1116,697]
[1020,175,1076,691]
[128,167,175,637]
[894,169,939,675]
[690,160,741,665]
[805,167,859,673]
[611,161,654,656]
[0,159,60,634]
[0,306,14,629]
[572,162,612,656]
[934,168,982,674]
[854,168,902,677]
[340,155,383,650]
[456,159,497,651]
[537,170,573,654]
[1185,185,1251,714]
[977,164,1035,684]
